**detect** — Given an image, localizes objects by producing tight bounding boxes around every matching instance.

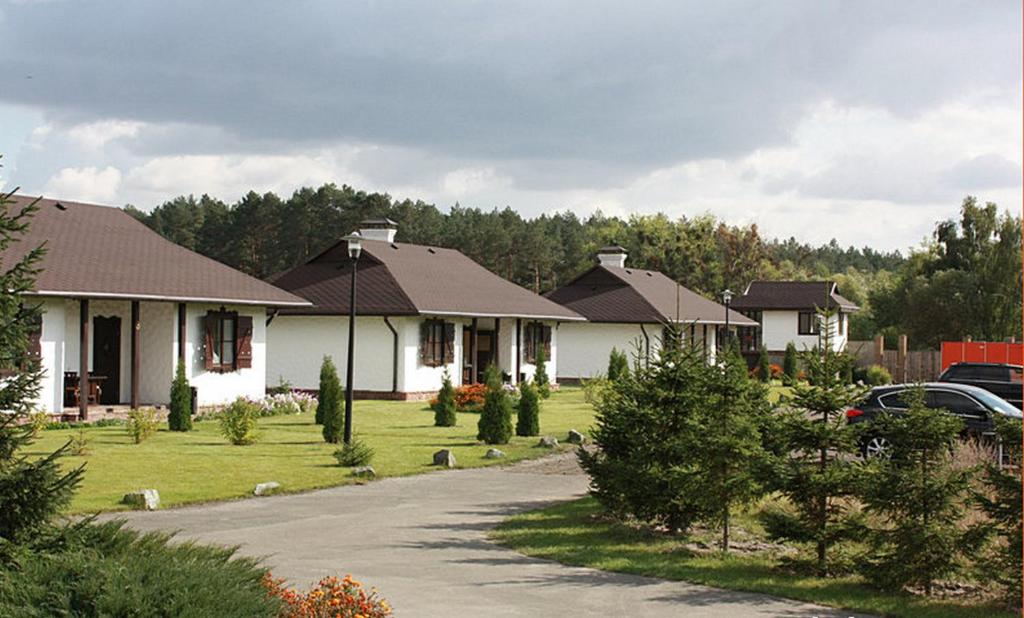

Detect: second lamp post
[342,232,362,445]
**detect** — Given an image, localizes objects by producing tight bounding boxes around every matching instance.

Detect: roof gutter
[421,309,585,321]
[27,290,312,307]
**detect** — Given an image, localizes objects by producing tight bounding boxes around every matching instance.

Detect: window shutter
[26,314,42,366]
[203,312,215,370]
[542,325,552,358]
[235,315,253,369]
[419,321,431,366]
[444,322,455,364]
[523,323,534,363]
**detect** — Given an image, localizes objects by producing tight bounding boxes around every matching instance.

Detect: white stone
[253,481,281,496]
[122,489,160,510]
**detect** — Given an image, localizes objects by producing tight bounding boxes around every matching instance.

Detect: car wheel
[863,436,892,459]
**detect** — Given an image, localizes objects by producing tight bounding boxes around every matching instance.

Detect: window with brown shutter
[203,310,242,372]
[523,321,551,363]
[419,319,455,367]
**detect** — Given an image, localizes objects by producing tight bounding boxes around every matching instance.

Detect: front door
[93,316,121,405]
[476,331,495,381]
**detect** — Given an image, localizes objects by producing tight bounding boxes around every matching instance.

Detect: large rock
[537,436,559,449]
[433,449,457,468]
[484,448,506,459]
[122,489,160,511]
[253,481,281,496]
[352,466,376,478]
[567,429,586,445]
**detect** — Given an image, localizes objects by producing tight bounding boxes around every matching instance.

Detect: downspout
[265,308,279,327]
[383,316,398,393]
[639,323,651,366]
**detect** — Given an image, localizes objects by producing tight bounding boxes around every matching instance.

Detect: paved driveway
[113,455,866,617]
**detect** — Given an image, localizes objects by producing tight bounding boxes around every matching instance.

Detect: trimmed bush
[218,398,261,445]
[607,348,629,382]
[315,356,341,426]
[125,409,158,444]
[756,346,771,383]
[534,347,551,399]
[865,364,892,386]
[433,370,457,427]
[168,359,192,431]
[782,342,798,385]
[334,437,374,467]
[516,380,541,437]
[477,365,513,445]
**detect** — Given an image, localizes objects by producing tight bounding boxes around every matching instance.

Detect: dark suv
[938,362,1023,409]
[846,382,1022,458]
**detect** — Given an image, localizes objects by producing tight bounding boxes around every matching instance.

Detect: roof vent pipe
[597,244,627,268]
[358,217,398,243]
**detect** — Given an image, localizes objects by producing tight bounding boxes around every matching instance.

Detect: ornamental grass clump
[477,365,513,445]
[219,397,261,445]
[125,409,158,444]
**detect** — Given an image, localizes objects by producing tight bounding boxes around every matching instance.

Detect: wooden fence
[847,338,942,383]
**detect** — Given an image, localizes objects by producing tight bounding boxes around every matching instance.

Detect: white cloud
[67,119,144,151]
[44,166,122,202]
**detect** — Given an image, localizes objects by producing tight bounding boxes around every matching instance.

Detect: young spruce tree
[533,346,551,399]
[167,359,192,431]
[859,386,977,595]
[760,305,867,575]
[973,416,1023,602]
[0,191,83,547]
[477,365,513,444]
[433,369,457,427]
[516,380,540,437]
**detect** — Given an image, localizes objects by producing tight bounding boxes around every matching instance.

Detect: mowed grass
[28,388,596,514]
[491,497,1013,618]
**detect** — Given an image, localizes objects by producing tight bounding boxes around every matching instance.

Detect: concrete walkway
[113,454,867,617]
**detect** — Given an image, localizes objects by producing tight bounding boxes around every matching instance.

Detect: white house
[730,280,860,360]
[545,245,758,380]
[266,219,584,399]
[0,195,310,416]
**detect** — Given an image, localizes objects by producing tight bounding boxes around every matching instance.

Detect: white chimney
[358,217,398,243]
[597,244,627,268]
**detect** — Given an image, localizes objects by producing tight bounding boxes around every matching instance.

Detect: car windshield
[969,388,1023,418]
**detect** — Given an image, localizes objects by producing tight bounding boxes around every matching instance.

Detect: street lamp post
[722,289,734,354]
[342,233,362,445]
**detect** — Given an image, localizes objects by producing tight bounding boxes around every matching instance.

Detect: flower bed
[264,574,392,617]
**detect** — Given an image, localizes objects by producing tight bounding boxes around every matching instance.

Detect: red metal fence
[941,341,1024,371]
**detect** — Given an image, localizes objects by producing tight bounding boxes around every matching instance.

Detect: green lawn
[491,497,1012,618]
[30,388,596,514]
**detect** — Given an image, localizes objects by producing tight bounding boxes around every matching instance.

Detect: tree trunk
[722,505,730,553]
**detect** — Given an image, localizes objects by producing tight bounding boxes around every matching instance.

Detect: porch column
[78,299,89,420]
[470,318,478,384]
[493,318,500,377]
[130,300,140,409]
[177,302,187,365]
[515,318,522,383]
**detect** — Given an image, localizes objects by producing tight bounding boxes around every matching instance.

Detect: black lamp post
[342,233,362,445]
[722,288,734,354]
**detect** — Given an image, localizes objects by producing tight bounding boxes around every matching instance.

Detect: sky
[0,0,1020,252]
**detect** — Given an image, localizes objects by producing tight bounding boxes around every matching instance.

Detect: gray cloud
[1,0,1018,175]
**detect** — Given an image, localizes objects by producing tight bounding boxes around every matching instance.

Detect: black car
[846,382,1023,458]
[938,362,1023,409]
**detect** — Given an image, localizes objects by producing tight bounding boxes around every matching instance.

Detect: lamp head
[343,233,363,260]
[722,288,734,304]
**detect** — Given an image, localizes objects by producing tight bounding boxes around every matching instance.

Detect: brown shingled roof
[271,238,583,320]
[730,280,859,312]
[545,265,757,326]
[1,195,310,306]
